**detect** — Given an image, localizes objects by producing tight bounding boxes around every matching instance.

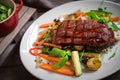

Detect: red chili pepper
[29,48,41,56]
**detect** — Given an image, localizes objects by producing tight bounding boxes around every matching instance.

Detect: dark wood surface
[0,0,120,80]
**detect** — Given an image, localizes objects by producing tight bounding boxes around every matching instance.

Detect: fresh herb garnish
[109,52,116,60]
[87,8,120,30]
[52,24,55,29]
[44,29,50,39]
[79,50,85,62]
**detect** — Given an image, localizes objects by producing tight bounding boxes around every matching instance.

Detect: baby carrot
[39,53,71,66]
[40,22,55,28]
[75,12,86,20]
[33,42,62,49]
[110,16,120,22]
[37,29,48,41]
[40,63,74,76]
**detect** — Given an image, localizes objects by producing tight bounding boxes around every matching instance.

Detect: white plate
[20,0,120,80]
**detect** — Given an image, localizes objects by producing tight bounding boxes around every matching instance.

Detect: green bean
[0,4,13,22]
[0,13,7,21]
[0,4,7,13]
[7,8,12,16]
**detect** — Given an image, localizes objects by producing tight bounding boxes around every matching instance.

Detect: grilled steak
[54,19,115,49]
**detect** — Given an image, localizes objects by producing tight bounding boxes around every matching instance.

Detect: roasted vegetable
[74,45,84,51]
[82,52,102,58]
[86,58,102,70]
[71,51,82,76]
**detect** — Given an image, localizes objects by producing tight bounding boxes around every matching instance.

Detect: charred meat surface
[54,19,115,49]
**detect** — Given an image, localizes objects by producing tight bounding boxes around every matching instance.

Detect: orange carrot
[110,16,120,22]
[33,42,62,49]
[39,53,71,66]
[74,12,86,20]
[37,29,49,41]
[40,22,55,28]
[40,63,74,76]
[76,15,82,20]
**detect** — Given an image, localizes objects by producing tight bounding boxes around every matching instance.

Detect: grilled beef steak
[54,19,115,49]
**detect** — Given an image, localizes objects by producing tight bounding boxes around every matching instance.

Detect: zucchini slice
[71,51,82,76]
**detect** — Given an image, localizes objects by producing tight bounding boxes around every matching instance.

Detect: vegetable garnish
[72,51,82,76]
[29,48,41,56]
[109,52,116,60]
[39,22,55,28]
[87,8,120,30]
[105,20,120,30]
[40,63,74,76]
[54,55,69,69]
[86,58,102,71]
[33,42,62,49]
[37,29,49,41]
[29,6,120,76]
[39,53,71,66]
[79,50,85,62]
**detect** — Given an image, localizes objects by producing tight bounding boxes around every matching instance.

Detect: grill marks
[55,19,115,49]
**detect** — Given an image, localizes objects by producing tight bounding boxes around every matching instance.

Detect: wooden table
[0,5,36,65]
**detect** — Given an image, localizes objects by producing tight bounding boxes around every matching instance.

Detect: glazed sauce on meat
[54,19,115,49]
